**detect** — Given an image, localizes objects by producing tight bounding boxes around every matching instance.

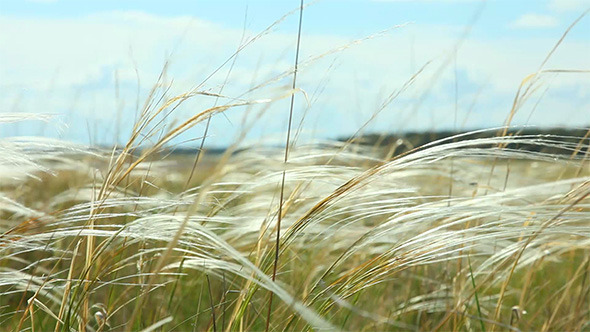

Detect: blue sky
[1,0,589,147]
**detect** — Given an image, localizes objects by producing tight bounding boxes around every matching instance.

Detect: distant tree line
[340,128,590,157]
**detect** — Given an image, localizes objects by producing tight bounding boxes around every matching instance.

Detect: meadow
[1,6,590,332]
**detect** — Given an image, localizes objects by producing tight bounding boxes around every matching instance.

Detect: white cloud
[372,0,479,2]
[510,13,559,28]
[548,0,590,12]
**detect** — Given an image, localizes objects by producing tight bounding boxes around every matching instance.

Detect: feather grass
[2,8,590,331]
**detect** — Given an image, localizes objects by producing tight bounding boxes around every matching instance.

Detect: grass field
[2,125,589,331]
[1,5,590,332]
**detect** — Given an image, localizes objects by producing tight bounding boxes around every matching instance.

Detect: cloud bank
[1,9,588,147]
[511,13,559,28]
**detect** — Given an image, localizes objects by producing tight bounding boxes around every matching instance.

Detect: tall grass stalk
[266,1,304,331]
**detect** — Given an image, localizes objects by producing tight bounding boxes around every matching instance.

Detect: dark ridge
[166,147,227,156]
[98,128,588,157]
[339,128,590,156]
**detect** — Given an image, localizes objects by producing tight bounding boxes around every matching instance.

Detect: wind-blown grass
[2,7,590,331]
[1,112,589,331]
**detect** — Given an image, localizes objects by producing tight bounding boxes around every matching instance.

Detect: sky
[0,0,589,148]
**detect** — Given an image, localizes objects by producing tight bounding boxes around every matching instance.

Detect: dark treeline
[342,128,590,157]
[147,128,589,157]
